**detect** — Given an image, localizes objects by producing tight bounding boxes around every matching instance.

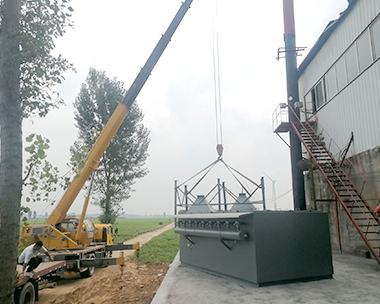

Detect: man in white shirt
[18,240,54,274]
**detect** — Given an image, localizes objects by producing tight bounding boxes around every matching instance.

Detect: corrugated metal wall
[317,60,380,157]
[298,0,380,157]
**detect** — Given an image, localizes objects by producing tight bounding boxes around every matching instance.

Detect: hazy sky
[23,0,349,216]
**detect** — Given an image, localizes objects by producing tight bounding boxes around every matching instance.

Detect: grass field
[111,217,173,242]
[131,228,179,264]
[21,218,46,226]
[19,217,177,261]
[19,218,45,234]
[20,217,173,242]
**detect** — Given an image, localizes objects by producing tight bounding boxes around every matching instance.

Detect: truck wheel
[17,282,35,304]
[80,253,95,278]
[80,266,95,278]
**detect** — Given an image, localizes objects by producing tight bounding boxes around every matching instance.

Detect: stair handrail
[285,105,380,262]
[290,119,380,263]
[291,119,376,220]
[288,104,380,209]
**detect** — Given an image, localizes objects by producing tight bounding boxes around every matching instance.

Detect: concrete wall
[305,145,380,257]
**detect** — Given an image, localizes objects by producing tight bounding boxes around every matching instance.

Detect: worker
[18,240,54,275]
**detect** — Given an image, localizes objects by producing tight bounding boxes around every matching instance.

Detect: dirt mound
[38,223,175,304]
[46,259,169,304]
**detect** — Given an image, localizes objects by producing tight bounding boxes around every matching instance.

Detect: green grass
[19,217,178,263]
[20,217,172,240]
[21,218,46,226]
[131,228,179,264]
[19,218,45,234]
[19,217,173,255]
[111,217,173,242]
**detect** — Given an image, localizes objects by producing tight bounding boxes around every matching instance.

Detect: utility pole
[282,0,306,210]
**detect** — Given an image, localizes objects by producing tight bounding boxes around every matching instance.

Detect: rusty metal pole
[335,200,343,253]
[282,0,306,210]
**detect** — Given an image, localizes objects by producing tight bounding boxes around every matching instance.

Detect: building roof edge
[298,0,358,77]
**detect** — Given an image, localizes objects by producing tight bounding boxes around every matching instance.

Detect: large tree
[0,0,74,302]
[71,68,150,224]
[0,1,22,302]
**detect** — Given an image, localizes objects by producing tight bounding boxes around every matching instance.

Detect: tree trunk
[105,193,111,224]
[0,0,22,303]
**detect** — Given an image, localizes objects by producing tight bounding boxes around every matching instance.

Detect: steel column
[261,176,266,210]
[174,180,178,216]
[282,0,306,210]
[217,178,221,211]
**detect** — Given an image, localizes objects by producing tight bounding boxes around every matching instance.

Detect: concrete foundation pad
[152,252,380,304]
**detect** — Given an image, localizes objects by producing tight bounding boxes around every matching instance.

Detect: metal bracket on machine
[219,239,236,251]
[185,235,194,248]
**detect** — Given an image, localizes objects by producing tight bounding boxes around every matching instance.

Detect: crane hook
[216,144,224,159]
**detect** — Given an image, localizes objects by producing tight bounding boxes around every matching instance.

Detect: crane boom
[46,0,193,226]
[123,0,193,107]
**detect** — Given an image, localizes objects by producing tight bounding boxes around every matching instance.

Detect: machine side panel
[178,214,258,283]
[254,211,333,285]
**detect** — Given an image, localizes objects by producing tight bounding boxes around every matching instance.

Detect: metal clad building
[298,0,380,157]
[296,0,380,256]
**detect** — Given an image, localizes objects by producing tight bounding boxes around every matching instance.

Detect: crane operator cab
[21,217,115,249]
[94,223,115,245]
[59,217,95,246]
[60,217,115,245]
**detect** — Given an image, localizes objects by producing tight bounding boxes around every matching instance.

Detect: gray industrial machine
[230,193,257,212]
[187,195,215,214]
[175,210,333,286]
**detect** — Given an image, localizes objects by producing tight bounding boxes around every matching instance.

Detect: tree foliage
[1,0,76,118]
[23,133,64,204]
[71,68,150,224]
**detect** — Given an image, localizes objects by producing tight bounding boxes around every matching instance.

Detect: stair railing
[291,120,374,219]
[288,104,380,210]
[290,119,380,262]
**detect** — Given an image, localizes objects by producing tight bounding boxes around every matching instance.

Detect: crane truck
[15,1,193,303]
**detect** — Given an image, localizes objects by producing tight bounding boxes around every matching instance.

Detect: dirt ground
[38,223,174,304]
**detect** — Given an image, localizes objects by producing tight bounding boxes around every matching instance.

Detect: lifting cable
[177,1,261,198]
[212,0,223,158]
[177,0,224,194]
[177,2,225,197]
[220,159,261,192]
[178,159,220,189]
[210,2,261,194]
[178,158,261,198]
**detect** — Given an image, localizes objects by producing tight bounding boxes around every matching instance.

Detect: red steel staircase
[291,120,380,264]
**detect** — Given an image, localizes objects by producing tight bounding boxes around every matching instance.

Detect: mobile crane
[16,1,193,303]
